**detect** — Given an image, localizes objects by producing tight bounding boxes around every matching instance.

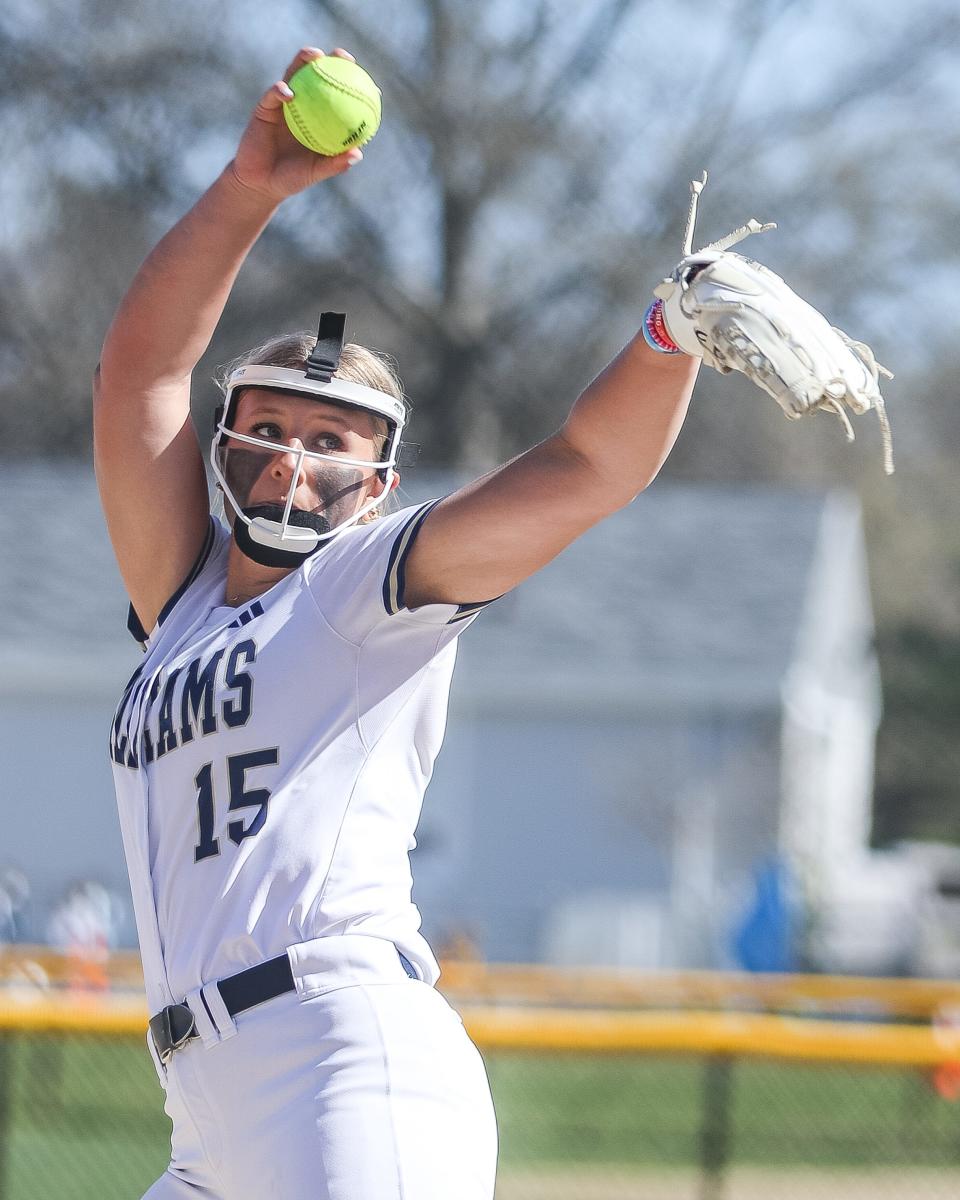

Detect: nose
[269,438,309,489]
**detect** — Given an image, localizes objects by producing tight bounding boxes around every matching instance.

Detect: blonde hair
[216,331,409,518]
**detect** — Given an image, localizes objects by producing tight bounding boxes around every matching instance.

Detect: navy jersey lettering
[222,640,257,729]
[179,649,226,745]
[155,668,184,759]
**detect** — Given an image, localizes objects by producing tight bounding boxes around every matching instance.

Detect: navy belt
[149,949,418,1063]
[149,954,295,1063]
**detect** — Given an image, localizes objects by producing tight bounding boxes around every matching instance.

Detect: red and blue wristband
[642,299,681,355]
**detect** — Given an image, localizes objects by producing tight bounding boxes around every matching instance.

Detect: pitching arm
[94,47,361,635]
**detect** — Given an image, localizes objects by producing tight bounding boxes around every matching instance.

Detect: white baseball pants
[142,937,497,1199]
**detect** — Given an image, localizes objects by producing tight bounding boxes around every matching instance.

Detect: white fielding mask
[211,364,406,566]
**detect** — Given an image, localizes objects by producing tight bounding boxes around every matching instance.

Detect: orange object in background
[930,1005,960,1100]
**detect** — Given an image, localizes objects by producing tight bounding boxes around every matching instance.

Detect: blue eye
[251,422,282,440]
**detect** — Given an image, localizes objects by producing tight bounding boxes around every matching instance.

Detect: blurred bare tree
[3,0,957,468]
[1,0,958,834]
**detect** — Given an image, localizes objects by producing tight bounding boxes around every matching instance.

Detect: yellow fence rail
[461,1006,960,1066]
[440,962,960,1021]
[1,993,959,1067]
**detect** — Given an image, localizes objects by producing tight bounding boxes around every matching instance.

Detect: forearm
[559,332,700,506]
[99,165,279,387]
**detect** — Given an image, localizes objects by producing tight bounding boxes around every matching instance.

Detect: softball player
[94,47,699,1200]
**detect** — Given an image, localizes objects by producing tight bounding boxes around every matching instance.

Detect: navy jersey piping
[382,501,441,616]
[127,517,218,648]
[381,500,498,624]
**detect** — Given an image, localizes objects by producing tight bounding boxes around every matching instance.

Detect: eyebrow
[244,403,353,429]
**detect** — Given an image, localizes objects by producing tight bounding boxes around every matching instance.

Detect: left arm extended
[403,335,699,607]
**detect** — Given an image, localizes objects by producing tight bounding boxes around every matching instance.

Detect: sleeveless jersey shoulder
[304,500,493,645]
[127,517,231,651]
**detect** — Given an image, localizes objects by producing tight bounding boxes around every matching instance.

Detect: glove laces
[682,171,777,257]
[832,331,896,475]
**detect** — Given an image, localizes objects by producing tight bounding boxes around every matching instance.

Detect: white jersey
[109,501,486,1016]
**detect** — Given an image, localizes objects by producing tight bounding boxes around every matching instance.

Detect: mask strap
[305,312,346,382]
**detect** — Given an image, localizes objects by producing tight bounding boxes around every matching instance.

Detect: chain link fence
[2,1002,960,1199]
[0,1029,167,1199]
[489,1052,960,1199]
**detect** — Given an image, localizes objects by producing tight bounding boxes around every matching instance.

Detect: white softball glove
[652,173,894,474]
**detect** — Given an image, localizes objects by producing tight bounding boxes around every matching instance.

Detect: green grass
[486,1053,960,1169]
[2,1035,169,1200]
[2,1036,960,1198]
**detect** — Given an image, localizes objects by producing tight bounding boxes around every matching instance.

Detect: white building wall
[0,697,136,945]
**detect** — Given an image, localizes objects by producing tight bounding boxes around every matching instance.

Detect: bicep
[402,434,624,608]
[93,368,210,634]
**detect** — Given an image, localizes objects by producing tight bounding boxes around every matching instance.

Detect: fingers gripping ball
[283,57,382,156]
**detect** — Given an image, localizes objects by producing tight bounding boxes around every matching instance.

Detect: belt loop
[181,987,224,1048]
[199,982,238,1045]
[184,987,217,1047]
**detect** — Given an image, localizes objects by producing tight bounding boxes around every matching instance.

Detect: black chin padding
[233,504,332,568]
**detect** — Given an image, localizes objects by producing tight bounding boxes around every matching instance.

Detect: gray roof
[402,476,837,713]
[0,461,142,694]
[0,462,850,708]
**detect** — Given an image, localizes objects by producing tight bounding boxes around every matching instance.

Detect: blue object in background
[733,858,797,973]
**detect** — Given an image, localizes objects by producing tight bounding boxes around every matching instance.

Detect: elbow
[596,470,663,518]
[608,483,647,515]
[555,430,664,518]
[631,462,668,502]
[595,462,662,515]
